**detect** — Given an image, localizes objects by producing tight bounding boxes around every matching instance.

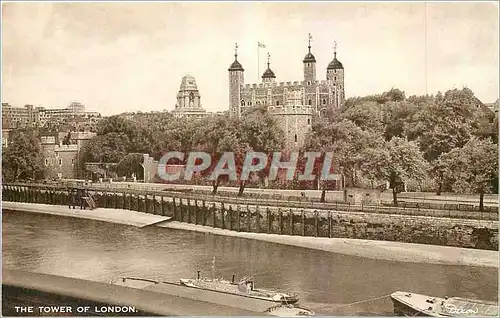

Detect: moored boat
[391,291,498,317]
[179,272,299,304]
[265,304,315,317]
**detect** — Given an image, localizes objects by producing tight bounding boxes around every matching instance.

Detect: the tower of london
[228,36,345,149]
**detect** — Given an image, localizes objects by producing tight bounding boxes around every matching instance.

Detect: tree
[116,153,144,179]
[305,118,386,188]
[237,105,284,195]
[407,88,483,162]
[439,138,498,211]
[340,101,384,134]
[379,137,428,205]
[2,129,45,181]
[382,101,418,140]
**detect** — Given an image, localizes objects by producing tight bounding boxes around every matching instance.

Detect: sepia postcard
[1,1,498,317]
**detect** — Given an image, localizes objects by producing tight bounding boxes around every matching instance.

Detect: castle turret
[326,41,345,108]
[229,43,245,117]
[261,53,276,84]
[303,33,316,83]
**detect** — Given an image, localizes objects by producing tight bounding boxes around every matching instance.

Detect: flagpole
[257,43,260,82]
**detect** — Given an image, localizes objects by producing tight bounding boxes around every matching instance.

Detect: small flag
[258,41,266,48]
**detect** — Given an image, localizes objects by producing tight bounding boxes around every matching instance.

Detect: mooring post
[194,200,198,224]
[187,199,192,223]
[161,196,165,216]
[301,209,305,236]
[237,204,241,232]
[172,198,177,220]
[256,206,260,233]
[213,203,216,228]
[179,198,184,222]
[202,200,207,225]
[221,203,225,229]
[278,208,283,235]
[267,208,271,234]
[328,211,332,238]
[289,209,293,236]
[315,210,319,237]
[247,206,251,232]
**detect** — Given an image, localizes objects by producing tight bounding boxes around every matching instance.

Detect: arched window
[323,99,326,105]
[276,101,280,106]
[307,118,311,125]
[241,100,245,106]
[334,77,337,81]
[294,134,298,142]
[308,99,312,105]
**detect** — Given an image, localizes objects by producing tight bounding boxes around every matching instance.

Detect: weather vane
[235,42,238,56]
[334,41,338,56]
[267,52,271,67]
[308,33,312,52]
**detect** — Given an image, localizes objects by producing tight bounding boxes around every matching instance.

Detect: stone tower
[228,43,245,117]
[172,75,207,118]
[303,34,316,83]
[326,42,345,108]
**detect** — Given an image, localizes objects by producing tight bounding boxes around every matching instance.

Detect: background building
[171,75,207,118]
[1,102,101,130]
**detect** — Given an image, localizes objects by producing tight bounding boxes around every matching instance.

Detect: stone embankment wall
[2,184,498,251]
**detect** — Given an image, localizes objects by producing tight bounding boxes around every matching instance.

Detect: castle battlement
[41,136,55,144]
[269,105,313,115]
[55,144,78,152]
[70,131,96,141]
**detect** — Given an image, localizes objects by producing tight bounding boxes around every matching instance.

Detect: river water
[2,210,498,315]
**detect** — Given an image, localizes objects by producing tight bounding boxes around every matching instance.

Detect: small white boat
[179,274,299,304]
[264,304,315,317]
[391,291,498,316]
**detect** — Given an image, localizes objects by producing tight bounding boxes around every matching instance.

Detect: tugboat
[180,271,299,304]
[391,291,498,316]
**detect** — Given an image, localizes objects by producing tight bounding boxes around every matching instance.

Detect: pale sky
[2,1,499,116]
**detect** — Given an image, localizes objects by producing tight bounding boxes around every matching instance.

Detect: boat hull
[180,278,299,304]
[391,291,498,317]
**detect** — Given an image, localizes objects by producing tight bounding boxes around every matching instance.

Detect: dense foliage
[4,87,497,208]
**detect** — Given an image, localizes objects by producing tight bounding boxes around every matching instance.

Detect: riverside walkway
[2,202,171,227]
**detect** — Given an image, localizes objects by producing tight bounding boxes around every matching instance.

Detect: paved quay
[3,269,260,316]
[2,202,171,228]
[158,221,499,268]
